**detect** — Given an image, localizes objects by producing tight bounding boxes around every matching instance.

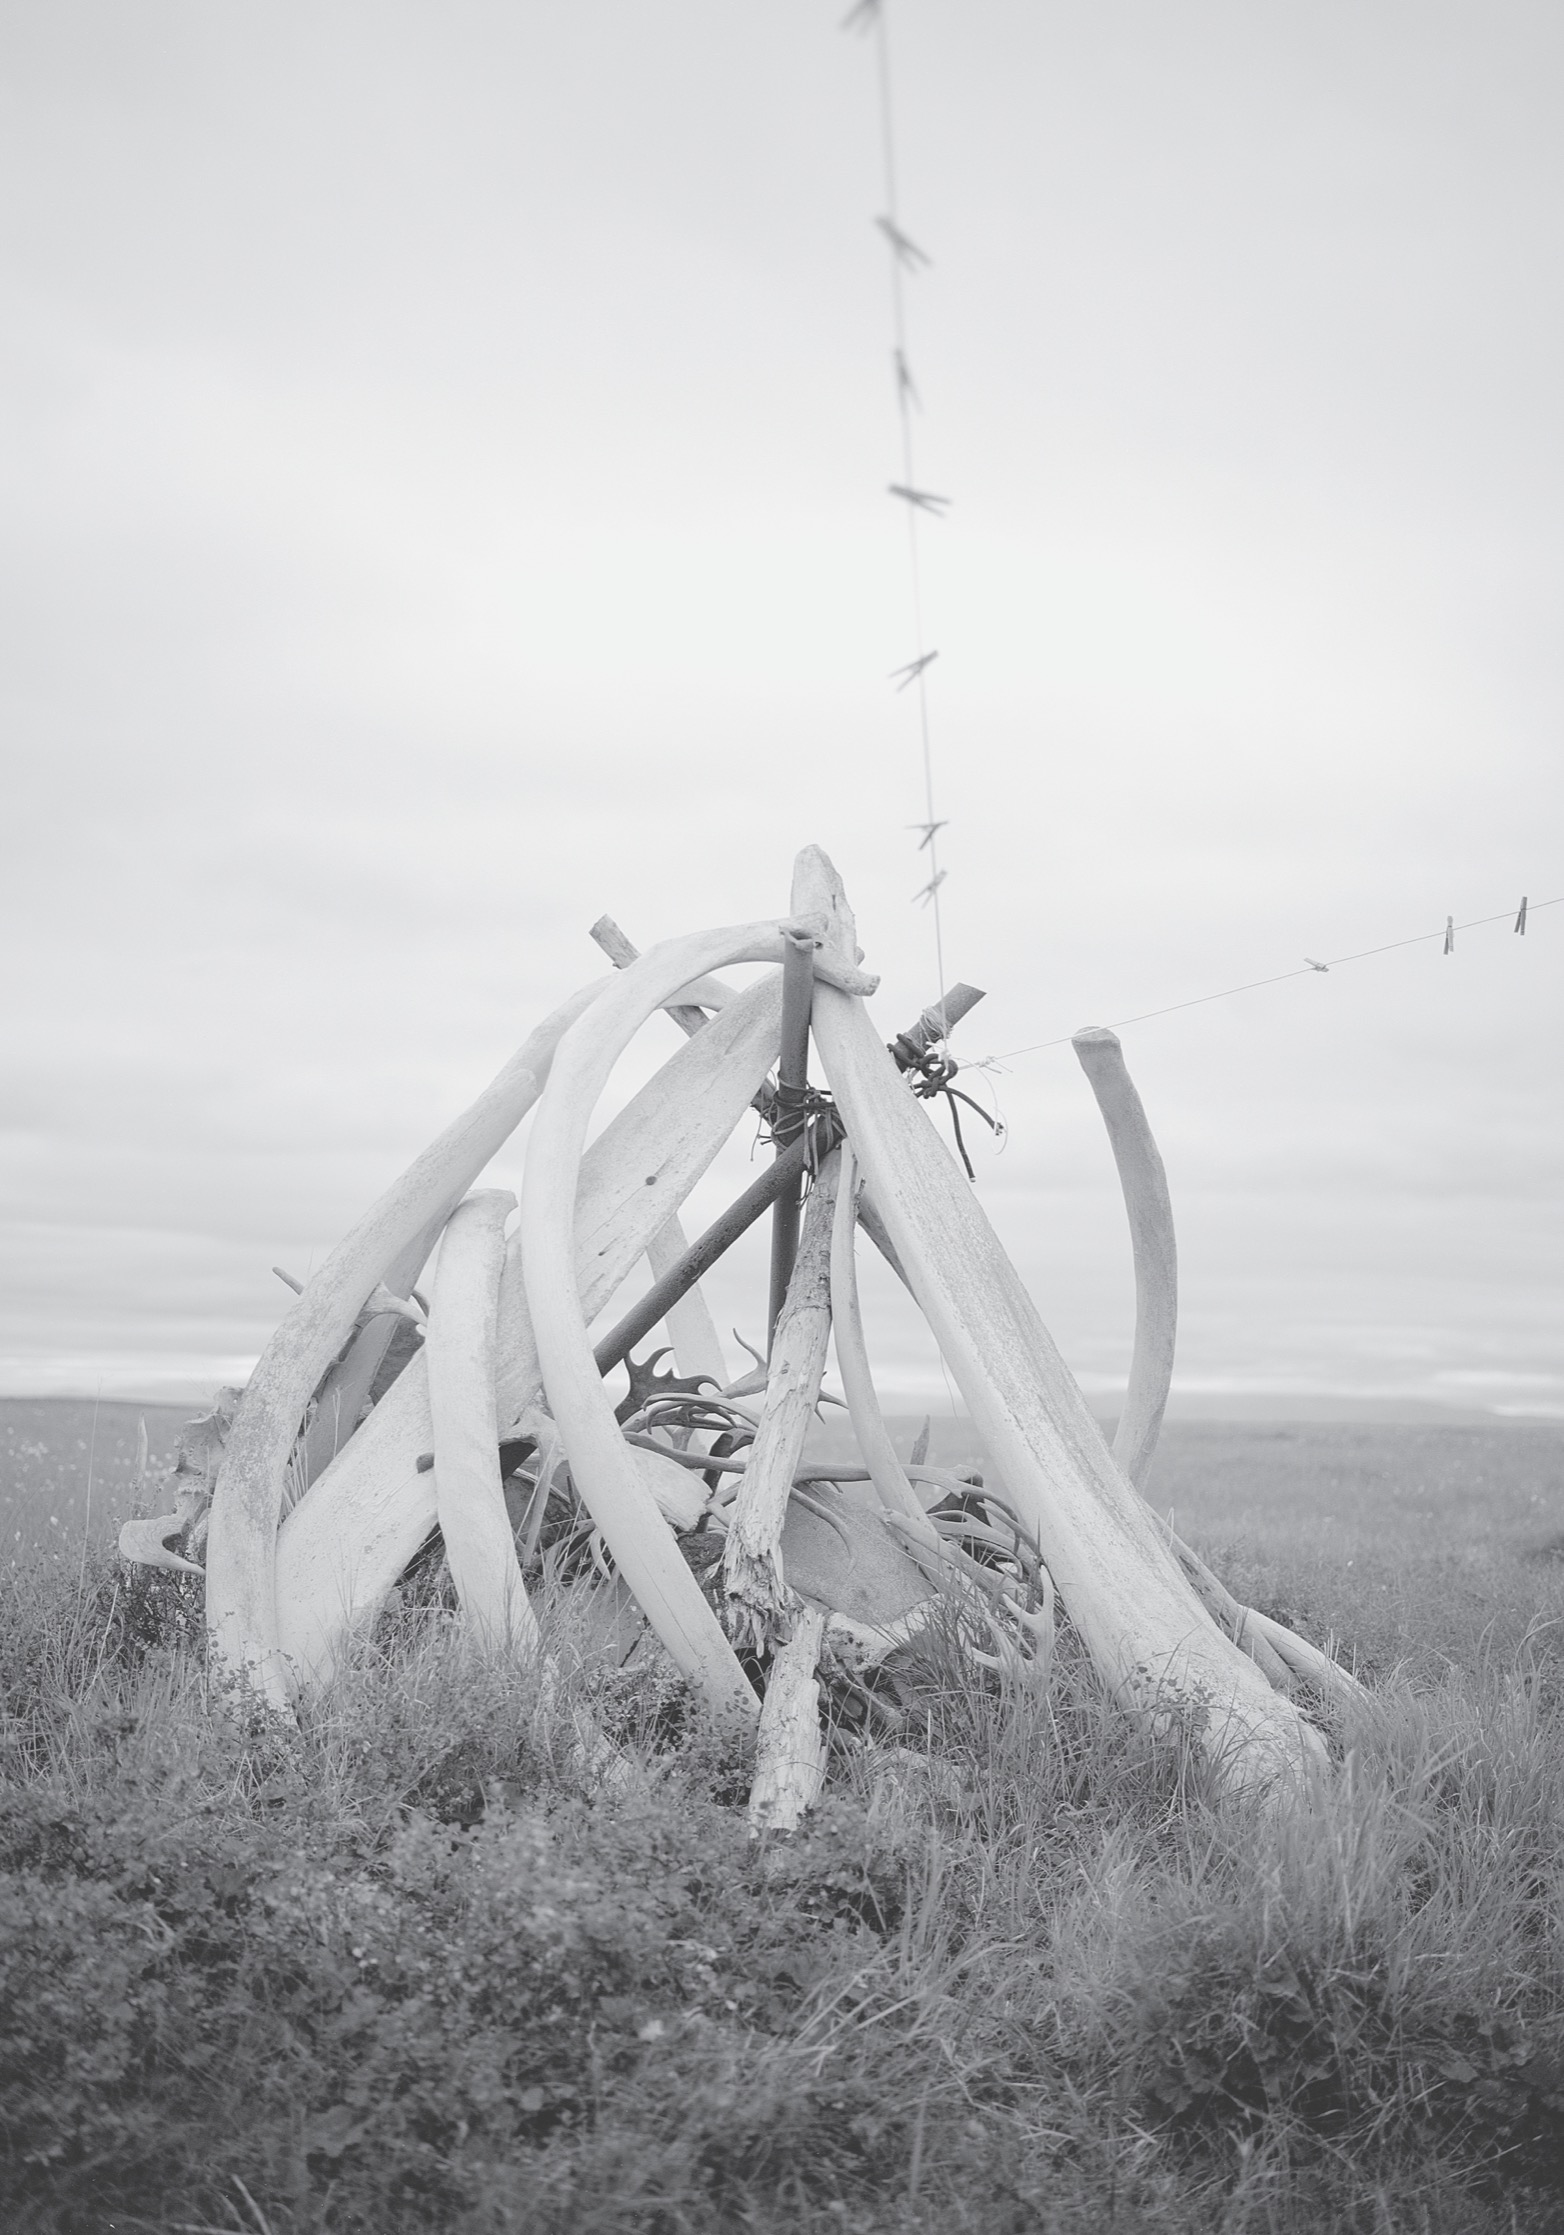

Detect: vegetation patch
[3,1524,1564,2234]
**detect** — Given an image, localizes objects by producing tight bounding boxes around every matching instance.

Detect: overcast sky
[3,0,1561,1417]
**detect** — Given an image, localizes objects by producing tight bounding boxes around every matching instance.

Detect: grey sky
[3,1,1560,1413]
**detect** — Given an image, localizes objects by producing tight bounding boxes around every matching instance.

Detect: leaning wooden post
[767,928,817,1350]
[748,1605,828,1834]
[888,983,987,1068]
[725,1151,841,1650]
[593,1126,825,1378]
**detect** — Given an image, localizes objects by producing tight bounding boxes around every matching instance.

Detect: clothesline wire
[846,11,1548,1076]
[860,0,948,1007]
[976,895,1559,1065]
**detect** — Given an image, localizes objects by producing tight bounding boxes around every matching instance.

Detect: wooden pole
[586,971,986,1384]
[592,1125,823,1379]
[766,929,817,1349]
[888,981,986,1066]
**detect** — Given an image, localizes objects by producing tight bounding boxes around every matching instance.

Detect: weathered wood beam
[766,929,817,1347]
[723,1151,840,1650]
[645,1212,729,1392]
[748,1606,828,1834]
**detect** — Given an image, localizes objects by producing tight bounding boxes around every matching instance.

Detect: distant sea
[6,1391,1563,1573]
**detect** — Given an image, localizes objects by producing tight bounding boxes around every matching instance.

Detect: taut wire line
[980,895,1560,1064]
[850,0,950,1018]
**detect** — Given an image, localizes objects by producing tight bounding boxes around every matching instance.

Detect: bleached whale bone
[1071,1027,1177,1493]
[207,847,1344,1820]
[1074,1026,1362,1708]
[793,844,1327,1799]
[519,919,877,1721]
[829,1142,940,1544]
[425,1189,538,1657]
[206,975,609,1710]
[275,964,786,1689]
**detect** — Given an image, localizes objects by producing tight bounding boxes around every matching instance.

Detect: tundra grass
[3,1524,1564,2232]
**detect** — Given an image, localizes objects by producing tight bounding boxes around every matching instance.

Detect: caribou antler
[119,1510,203,1577]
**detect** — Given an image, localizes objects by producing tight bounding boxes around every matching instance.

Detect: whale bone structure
[127,847,1359,1825]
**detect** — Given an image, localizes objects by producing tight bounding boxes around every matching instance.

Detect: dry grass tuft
[3,1492,1563,2232]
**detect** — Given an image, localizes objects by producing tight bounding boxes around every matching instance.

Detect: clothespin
[890,650,938,691]
[889,482,950,516]
[875,215,931,271]
[907,819,948,850]
[894,346,919,408]
[841,0,879,28]
[1515,895,1528,934]
[1304,958,1329,973]
[1443,916,1455,955]
[913,869,947,907]
[273,1265,305,1294]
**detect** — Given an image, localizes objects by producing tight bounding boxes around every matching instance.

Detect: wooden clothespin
[875,214,932,271]
[1443,916,1455,955]
[890,651,938,691]
[1515,895,1528,934]
[889,482,951,516]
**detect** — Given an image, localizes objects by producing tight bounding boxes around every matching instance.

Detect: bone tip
[1071,1025,1121,1053]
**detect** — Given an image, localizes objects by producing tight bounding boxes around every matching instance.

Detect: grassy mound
[3,1521,1564,2232]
